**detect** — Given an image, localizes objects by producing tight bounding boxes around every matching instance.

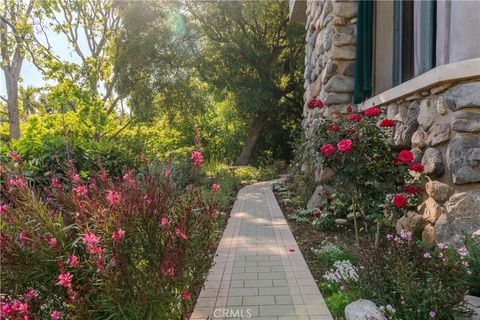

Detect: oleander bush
[0,153,222,319]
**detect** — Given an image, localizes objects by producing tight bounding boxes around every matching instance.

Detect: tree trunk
[5,75,20,140]
[236,112,268,165]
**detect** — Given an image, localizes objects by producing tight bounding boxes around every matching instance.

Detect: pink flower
[161,217,168,227]
[191,151,203,167]
[429,310,436,318]
[48,237,58,250]
[181,291,191,300]
[67,255,80,268]
[379,119,395,127]
[143,194,152,205]
[438,243,446,250]
[348,114,361,122]
[106,190,121,206]
[7,178,27,189]
[405,185,420,194]
[82,232,100,247]
[337,139,353,153]
[393,194,408,208]
[0,204,9,215]
[51,310,61,320]
[25,289,38,300]
[56,272,73,287]
[363,107,381,117]
[307,98,324,109]
[112,228,126,242]
[1,302,14,315]
[73,174,81,184]
[459,245,468,258]
[110,258,117,267]
[163,267,175,276]
[164,167,172,178]
[320,144,335,157]
[423,252,432,259]
[51,177,61,189]
[8,151,22,162]
[73,186,87,196]
[211,183,221,192]
[17,302,28,314]
[19,231,30,246]
[176,228,188,240]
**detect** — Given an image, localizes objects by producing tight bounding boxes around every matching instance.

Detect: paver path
[191,180,333,320]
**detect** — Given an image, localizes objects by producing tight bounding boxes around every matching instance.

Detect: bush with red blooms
[0,158,221,319]
[307,98,324,109]
[311,106,426,244]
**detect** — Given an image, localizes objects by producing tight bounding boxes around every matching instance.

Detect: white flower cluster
[323,260,358,283]
[311,241,342,257]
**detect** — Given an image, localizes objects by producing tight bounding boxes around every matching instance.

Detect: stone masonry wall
[301,0,480,246]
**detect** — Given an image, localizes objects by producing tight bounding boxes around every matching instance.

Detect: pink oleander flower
[67,255,80,268]
[191,151,203,167]
[106,190,121,206]
[143,195,152,205]
[56,272,73,288]
[163,267,175,276]
[1,301,15,315]
[176,228,188,240]
[73,174,81,184]
[429,310,436,318]
[337,139,353,153]
[161,217,168,227]
[25,289,38,300]
[73,186,87,196]
[7,178,27,189]
[112,228,126,242]
[164,166,172,178]
[110,258,117,267]
[122,173,136,188]
[51,310,61,320]
[211,183,221,192]
[82,232,100,247]
[320,144,335,157]
[0,204,9,215]
[19,231,30,246]
[181,291,191,300]
[48,237,58,250]
[9,151,22,162]
[459,245,468,258]
[51,177,61,189]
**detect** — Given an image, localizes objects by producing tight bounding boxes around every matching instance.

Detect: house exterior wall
[295,0,480,245]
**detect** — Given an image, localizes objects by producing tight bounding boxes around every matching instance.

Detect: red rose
[408,162,424,173]
[379,119,395,127]
[307,98,324,109]
[363,107,381,117]
[320,144,335,157]
[346,106,353,113]
[337,139,353,153]
[393,193,408,208]
[345,128,356,134]
[405,186,420,194]
[348,114,361,122]
[315,211,321,218]
[397,150,414,163]
[327,124,340,132]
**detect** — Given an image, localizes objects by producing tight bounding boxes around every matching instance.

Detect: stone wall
[301,0,480,246]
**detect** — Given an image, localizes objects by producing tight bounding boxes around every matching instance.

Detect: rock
[396,211,428,237]
[425,181,451,203]
[418,197,446,223]
[327,45,356,60]
[387,104,398,119]
[411,147,423,162]
[417,99,438,130]
[426,123,450,146]
[393,104,409,146]
[405,93,422,101]
[411,128,427,148]
[435,190,480,246]
[436,97,448,115]
[324,75,354,93]
[307,185,333,210]
[345,299,383,320]
[323,62,339,84]
[422,224,436,246]
[422,148,445,177]
[333,26,355,46]
[323,93,352,105]
[334,2,357,19]
[319,0,333,27]
[446,135,480,184]
[452,112,480,132]
[333,17,348,26]
[430,84,450,95]
[335,218,348,225]
[401,101,421,146]
[315,167,334,183]
[444,82,480,111]
[322,27,334,52]
[347,212,361,221]
[343,62,355,77]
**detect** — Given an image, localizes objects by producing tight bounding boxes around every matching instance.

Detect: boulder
[401,101,421,146]
[333,2,357,19]
[323,62,339,84]
[323,93,352,105]
[326,45,356,60]
[417,98,438,130]
[411,147,424,162]
[307,185,333,210]
[343,62,355,76]
[418,197,446,223]
[335,218,348,225]
[322,27,334,52]
[411,128,427,149]
[444,82,480,111]
[422,224,436,246]
[435,190,480,246]
[315,167,334,183]
[347,212,361,221]
[345,299,383,320]
[422,148,445,177]
[333,26,356,46]
[436,97,448,115]
[426,123,450,147]
[396,211,428,237]
[446,135,480,184]
[452,112,480,132]
[425,181,451,203]
[324,75,354,93]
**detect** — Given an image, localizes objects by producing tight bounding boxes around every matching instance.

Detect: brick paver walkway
[191,180,333,320]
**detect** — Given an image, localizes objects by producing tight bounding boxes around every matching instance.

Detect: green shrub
[464,236,480,296]
[311,241,356,267]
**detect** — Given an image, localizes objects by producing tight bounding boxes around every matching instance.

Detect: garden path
[191,180,333,320]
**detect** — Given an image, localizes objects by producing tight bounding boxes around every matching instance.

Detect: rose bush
[0,155,222,319]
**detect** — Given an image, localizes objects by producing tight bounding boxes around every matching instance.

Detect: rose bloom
[397,150,414,163]
[320,144,335,157]
[363,107,381,117]
[191,151,203,167]
[307,98,324,109]
[379,119,395,127]
[405,186,420,194]
[327,123,340,132]
[346,106,353,113]
[393,194,408,208]
[211,183,221,192]
[181,291,191,300]
[408,162,424,172]
[348,114,361,122]
[337,139,353,153]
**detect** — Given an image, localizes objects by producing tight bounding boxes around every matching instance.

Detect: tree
[0,0,35,139]
[188,1,304,164]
